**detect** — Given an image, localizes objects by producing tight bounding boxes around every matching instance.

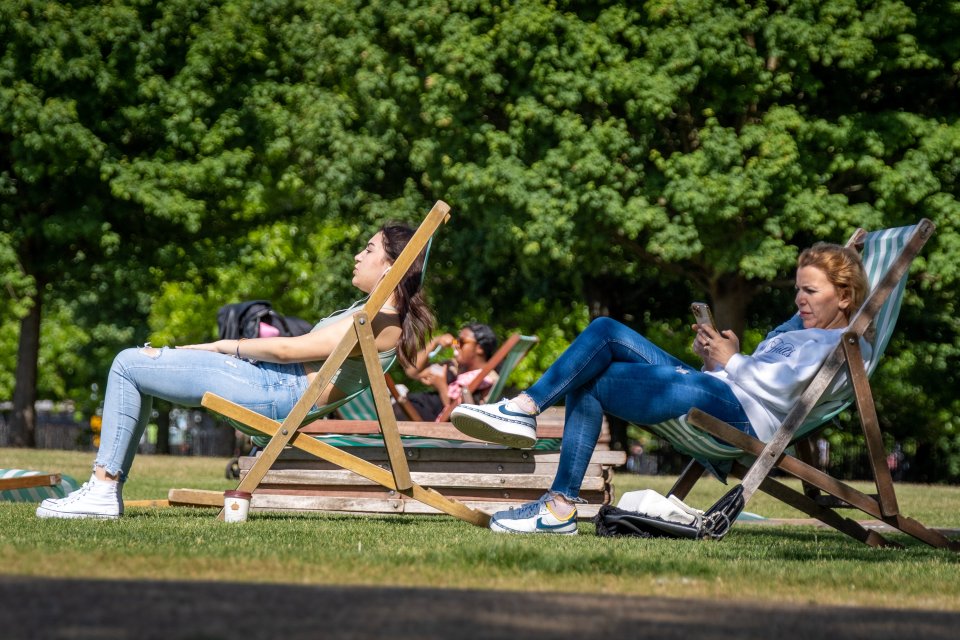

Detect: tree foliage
[2,0,958,478]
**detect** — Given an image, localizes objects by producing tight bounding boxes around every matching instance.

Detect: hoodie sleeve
[723,332,840,416]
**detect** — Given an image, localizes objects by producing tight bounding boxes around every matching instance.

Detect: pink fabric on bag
[259,322,281,338]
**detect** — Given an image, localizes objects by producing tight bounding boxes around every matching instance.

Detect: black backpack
[216,300,313,340]
[593,485,745,540]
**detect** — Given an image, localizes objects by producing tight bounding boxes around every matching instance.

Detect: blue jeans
[96,346,309,480]
[523,317,753,499]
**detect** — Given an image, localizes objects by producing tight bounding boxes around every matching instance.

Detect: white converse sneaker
[450,400,538,448]
[36,474,121,519]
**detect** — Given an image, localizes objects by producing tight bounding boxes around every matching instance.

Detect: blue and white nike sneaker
[489,494,578,535]
[450,400,537,449]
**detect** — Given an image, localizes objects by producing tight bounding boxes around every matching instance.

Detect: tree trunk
[10,289,42,447]
[709,274,754,339]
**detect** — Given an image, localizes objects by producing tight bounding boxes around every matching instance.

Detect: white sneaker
[489,494,579,535]
[450,400,538,448]
[36,474,121,519]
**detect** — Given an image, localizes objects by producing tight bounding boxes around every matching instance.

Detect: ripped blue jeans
[523,317,753,499]
[95,346,309,481]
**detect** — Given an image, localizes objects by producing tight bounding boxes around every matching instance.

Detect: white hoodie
[705,328,872,442]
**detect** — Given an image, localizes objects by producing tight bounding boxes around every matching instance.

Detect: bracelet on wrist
[236,338,247,359]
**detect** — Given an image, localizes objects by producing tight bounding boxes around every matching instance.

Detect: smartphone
[690,302,717,330]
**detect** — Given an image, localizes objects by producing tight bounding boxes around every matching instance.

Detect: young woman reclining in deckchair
[451,243,870,535]
[36,223,433,519]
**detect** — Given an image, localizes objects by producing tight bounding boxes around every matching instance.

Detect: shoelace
[509,499,548,519]
[51,482,92,505]
[507,493,585,519]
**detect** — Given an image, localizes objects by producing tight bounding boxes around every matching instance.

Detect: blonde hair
[797,243,869,320]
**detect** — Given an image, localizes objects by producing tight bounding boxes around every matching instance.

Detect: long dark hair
[379,223,435,367]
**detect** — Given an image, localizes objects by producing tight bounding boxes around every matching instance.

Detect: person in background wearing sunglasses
[395,323,499,421]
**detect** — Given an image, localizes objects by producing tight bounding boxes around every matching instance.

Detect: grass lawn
[2,447,959,610]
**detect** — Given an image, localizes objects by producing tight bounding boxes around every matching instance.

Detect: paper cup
[223,490,252,523]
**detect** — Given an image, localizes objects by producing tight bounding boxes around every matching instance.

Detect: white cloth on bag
[616,489,704,527]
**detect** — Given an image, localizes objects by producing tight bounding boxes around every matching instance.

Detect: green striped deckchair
[645,221,921,470]
[203,201,491,527]
[0,469,80,503]
[335,387,379,421]
[480,334,540,406]
[645,219,957,550]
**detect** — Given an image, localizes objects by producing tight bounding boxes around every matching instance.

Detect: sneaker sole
[36,506,119,520]
[489,519,578,535]
[451,409,537,449]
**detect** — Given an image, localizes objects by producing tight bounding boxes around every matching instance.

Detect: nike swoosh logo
[537,517,573,530]
[497,405,532,418]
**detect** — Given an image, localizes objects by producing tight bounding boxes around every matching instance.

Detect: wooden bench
[175,407,626,520]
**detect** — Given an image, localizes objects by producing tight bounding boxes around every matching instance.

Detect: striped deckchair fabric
[232,358,395,449]
[336,388,378,420]
[483,334,539,404]
[643,221,921,471]
[0,469,80,503]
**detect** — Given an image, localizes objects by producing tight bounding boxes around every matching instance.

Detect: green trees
[2,1,958,477]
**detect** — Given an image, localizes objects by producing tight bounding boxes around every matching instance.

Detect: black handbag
[594,485,744,540]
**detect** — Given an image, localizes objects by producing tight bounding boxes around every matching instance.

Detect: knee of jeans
[587,316,621,335]
[138,344,162,359]
[112,346,160,376]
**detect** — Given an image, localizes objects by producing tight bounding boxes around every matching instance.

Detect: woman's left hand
[693,324,740,368]
[177,340,227,353]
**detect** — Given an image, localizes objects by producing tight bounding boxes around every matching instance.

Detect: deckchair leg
[842,338,899,517]
[0,473,61,491]
[354,313,413,491]
[730,462,898,549]
[669,460,706,500]
[205,393,490,527]
[690,409,960,550]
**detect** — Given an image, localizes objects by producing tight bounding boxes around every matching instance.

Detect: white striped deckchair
[643,219,958,550]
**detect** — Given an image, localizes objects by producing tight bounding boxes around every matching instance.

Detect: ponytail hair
[379,223,436,367]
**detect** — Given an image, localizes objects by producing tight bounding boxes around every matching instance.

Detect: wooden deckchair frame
[669,218,958,550]
[201,201,490,526]
[0,473,61,492]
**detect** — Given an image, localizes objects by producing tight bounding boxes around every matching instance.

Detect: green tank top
[305,300,398,395]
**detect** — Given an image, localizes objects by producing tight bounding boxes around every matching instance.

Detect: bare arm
[180,311,401,363]
[403,332,455,378]
[418,363,452,404]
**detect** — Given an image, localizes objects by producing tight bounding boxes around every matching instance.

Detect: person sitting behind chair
[394,324,499,421]
[36,223,434,519]
[450,242,870,535]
